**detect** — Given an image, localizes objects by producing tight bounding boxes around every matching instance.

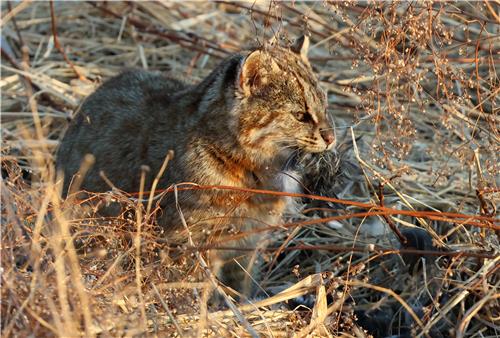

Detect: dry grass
[1,1,499,337]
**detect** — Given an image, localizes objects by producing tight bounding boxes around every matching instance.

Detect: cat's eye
[295,111,313,123]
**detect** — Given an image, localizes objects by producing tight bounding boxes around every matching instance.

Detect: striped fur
[56,36,335,296]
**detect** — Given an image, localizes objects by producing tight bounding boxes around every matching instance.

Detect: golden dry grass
[1,1,499,337]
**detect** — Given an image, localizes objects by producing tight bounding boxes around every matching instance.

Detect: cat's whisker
[277,144,300,153]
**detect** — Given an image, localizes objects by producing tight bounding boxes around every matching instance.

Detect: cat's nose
[320,129,335,146]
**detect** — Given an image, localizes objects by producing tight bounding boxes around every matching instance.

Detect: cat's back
[79,69,186,119]
[56,69,187,193]
[62,69,187,135]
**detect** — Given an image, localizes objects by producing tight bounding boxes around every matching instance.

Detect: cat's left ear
[239,50,280,97]
[291,35,310,63]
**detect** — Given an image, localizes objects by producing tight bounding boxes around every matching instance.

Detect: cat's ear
[291,35,310,63]
[238,50,279,97]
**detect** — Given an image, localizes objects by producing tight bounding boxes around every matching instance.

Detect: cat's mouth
[303,144,333,153]
[297,137,336,153]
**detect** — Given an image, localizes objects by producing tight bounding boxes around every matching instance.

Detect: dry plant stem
[1,185,51,337]
[6,19,60,120]
[1,47,21,69]
[224,281,274,337]
[24,305,58,334]
[2,123,57,334]
[197,278,210,337]
[125,184,498,227]
[67,154,95,197]
[282,3,331,32]
[98,170,120,192]
[214,273,326,316]
[52,185,94,337]
[205,275,344,335]
[6,1,25,48]
[19,47,45,146]
[2,2,499,335]
[135,166,148,331]
[294,278,331,338]
[2,99,66,334]
[44,291,65,334]
[49,0,86,81]
[0,0,32,26]
[1,181,23,238]
[1,64,79,108]
[151,283,184,337]
[474,150,496,217]
[174,243,496,260]
[484,1,500,22]
[149,2,240,51]
[173,186,260,338]
[418,256,500,337]
[49,188,78,336]
[233,259,269,299]
[474,24,486,119]
[50,188,499,230]
[455,283,500,338]
[89,2,227,59]
[91,249,133,290]
[266,225,301,275]
[209,210,498,245]
[216,1,329,39]
[146,150,174,216]
[378,182,408,245]
[345,280,428,337]
[335,214,364,334]
[350,129,444,244]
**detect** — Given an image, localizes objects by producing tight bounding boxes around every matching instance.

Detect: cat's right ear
[238,51,279,97]
[239,51,263,97]
[291,35,310,64]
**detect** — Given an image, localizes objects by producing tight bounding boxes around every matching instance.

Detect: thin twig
[378,181,408,245]
[49,0,87,81]
[151,283,184,337]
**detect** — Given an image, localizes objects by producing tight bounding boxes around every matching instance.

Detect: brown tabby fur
[56,36,335,297]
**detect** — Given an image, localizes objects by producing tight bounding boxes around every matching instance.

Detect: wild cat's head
[233,36,335,161]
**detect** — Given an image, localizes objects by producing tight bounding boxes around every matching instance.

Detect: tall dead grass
[1,1,499,337]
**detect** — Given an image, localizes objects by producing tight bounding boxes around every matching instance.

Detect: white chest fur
[277,170,303,213]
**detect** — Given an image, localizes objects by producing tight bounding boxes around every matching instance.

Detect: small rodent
[56,36,335,297]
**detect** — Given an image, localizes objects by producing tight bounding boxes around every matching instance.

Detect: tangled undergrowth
[1,1,498,337]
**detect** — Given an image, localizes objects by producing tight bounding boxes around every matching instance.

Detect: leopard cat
[56,36,336,299]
